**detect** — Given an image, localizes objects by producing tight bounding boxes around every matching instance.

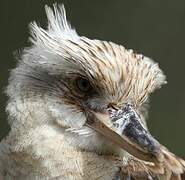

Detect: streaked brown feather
[120,147,185,180]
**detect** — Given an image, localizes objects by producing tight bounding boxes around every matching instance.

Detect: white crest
[30,4,79,46]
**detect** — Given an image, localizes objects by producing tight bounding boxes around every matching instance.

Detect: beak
[86,103,164,163]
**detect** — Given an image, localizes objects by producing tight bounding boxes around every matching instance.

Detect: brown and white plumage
[0,4,184,180]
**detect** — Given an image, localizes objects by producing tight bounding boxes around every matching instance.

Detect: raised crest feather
[30,4,79,45]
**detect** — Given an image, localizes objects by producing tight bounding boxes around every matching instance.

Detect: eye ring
[76,77,92,92]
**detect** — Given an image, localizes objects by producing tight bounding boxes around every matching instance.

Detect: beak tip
[145,140,164,163]
[153,147,165,163]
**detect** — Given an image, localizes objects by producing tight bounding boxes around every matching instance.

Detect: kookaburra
[0,4,184,180]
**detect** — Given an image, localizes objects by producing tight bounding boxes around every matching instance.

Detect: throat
[3,125,123,179]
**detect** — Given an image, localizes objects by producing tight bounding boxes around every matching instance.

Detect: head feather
[27,4,166,106]
[7,3,166,110]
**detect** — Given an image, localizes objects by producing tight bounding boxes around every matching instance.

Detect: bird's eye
[76,77,91,92]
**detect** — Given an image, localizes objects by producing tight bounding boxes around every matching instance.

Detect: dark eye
[76,77,91,92]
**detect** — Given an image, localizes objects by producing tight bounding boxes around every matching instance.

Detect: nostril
[107,103,120,116]
[107,103,119,110]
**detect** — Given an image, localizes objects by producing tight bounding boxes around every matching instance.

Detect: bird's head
[7,4,166,164]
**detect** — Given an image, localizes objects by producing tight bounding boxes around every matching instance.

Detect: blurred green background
[0,0,185,158]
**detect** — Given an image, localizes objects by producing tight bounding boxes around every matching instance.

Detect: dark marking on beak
[109,103,161,158]
[86,103,164,163]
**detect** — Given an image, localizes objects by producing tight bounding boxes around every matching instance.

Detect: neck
[1,99,124,179]
[1,125,122,179]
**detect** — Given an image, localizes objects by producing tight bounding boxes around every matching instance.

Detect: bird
[0,3,185,180]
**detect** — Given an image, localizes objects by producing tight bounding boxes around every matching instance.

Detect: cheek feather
[48,100,86,128]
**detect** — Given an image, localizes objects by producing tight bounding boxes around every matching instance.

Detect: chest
[1,140,122,180]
